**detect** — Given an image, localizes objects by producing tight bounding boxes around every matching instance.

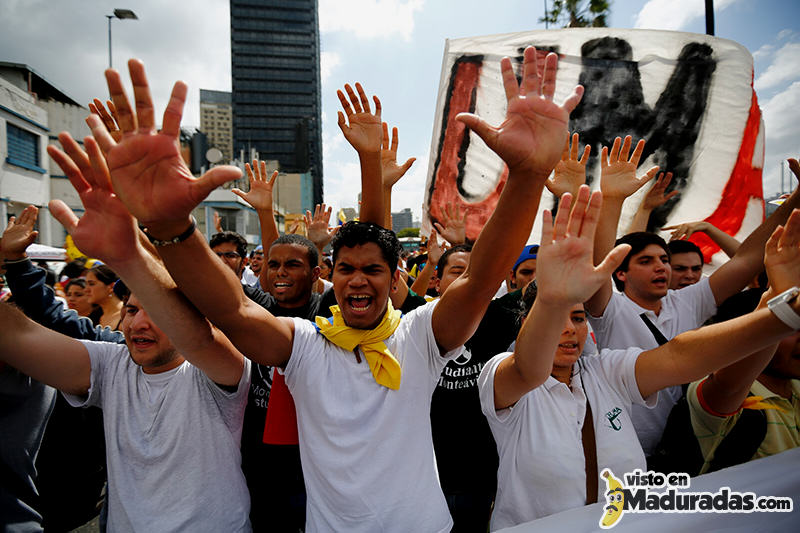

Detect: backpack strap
[582,397,598,504]
[639,313,669,346]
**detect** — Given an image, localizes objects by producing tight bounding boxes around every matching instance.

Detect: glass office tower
[230,0,323,205]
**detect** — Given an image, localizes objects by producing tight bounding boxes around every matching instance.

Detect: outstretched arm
[83,59,295,368]
[635,209,800,399]
[48,131,247,386]
[493,188,630,409]
[1,206,124,343]
[707,165,800,305]
[0,302,91,395]
[586,136,659,317]
[410,230,444,296]
[231,160,279,289]
[432,46,584,352]
[338,83,384,225]
[662,220,741,258]
[628,171,678,233]
[678,210,800,413]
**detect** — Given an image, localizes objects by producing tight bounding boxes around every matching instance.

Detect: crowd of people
[1,46,799,533]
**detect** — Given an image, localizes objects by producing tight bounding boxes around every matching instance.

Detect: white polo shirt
[588,278,717,455]
[284,301,461,533]
[479,347,656,530]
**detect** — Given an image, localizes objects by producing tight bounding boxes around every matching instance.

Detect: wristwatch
[767,286,800,330]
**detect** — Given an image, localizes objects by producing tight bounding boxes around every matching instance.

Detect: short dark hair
[210,231,248,259]
[613,232,670,291]
[331,222,401,274]
[64,278,87,292]
[270,234,319,267]
[436,244,473,277]
[61,257,88,280]
[668,239,703,264]
[89,264,119,286]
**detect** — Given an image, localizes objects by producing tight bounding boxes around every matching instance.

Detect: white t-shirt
[479,348,656,530]
[64,340,251,533]
[284,301,461,532]
[588,278,717,455]
[241,267,260,288]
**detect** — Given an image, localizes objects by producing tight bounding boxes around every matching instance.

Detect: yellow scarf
[741,395,788,413]
[315,303,403,390]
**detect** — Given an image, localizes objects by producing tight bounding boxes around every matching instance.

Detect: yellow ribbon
[741,395,788,413]
[315,302,403,390]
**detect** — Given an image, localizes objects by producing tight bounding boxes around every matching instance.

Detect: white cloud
[760,81,800,195]
[321,51,341,83]
[319,0,424,41]
[754,42,800,92]
[777,29,794,41]
[635,0,739,31]
[752,43,774,61]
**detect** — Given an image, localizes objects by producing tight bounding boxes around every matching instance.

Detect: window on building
[6,123,45,173]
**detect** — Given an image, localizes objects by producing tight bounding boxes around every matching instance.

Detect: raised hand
[337,82,382,154]
[304,203,339,251]
[546,132,590,198]
[426,229,445,266]
[233,159,278,211]
[46,132,140,265]
[536,186,631,306]
[662,220,710,241]
[88,98,122,142]
[381,122,415,188]
[433,202,467,245]
[213,211,224,233]
[762,209,800,294]
[87,59,242,236]
[599,136,659,200]
[456,46,584,178]
[1,205,39,260]
[641,171,678,211]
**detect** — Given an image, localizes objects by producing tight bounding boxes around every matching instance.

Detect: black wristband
[145,216,197,247]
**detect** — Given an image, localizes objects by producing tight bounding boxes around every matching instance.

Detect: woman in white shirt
[479,187,800,530]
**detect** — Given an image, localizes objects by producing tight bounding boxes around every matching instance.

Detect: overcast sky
[2,0,798,223]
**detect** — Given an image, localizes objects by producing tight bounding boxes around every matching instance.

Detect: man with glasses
[210,231,248,279]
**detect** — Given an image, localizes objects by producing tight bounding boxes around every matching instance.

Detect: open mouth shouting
[347,294,373,313]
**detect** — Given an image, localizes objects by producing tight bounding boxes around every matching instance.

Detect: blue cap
[512,244,539,273]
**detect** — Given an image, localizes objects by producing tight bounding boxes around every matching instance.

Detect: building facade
[391,208,414,233]
[0,62,90,248]
[199,89,233,162]
[230,0,323,206]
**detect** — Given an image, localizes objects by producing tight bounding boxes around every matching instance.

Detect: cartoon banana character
[599,469,625,529]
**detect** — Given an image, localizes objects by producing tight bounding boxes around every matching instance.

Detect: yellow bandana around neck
[741,395,788,413]
[315,302,403,390]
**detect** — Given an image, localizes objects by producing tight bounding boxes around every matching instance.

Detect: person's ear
[311,265,321,283]
[391,268,401,292]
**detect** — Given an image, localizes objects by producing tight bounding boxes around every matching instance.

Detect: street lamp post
[107,8,138,69]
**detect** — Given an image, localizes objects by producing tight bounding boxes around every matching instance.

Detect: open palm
[600,136,659,199]
[89,60,241,230]
[537,187,630,306]
[233,160,277,211]
[47,133,139,264]
[457,47,584,178]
